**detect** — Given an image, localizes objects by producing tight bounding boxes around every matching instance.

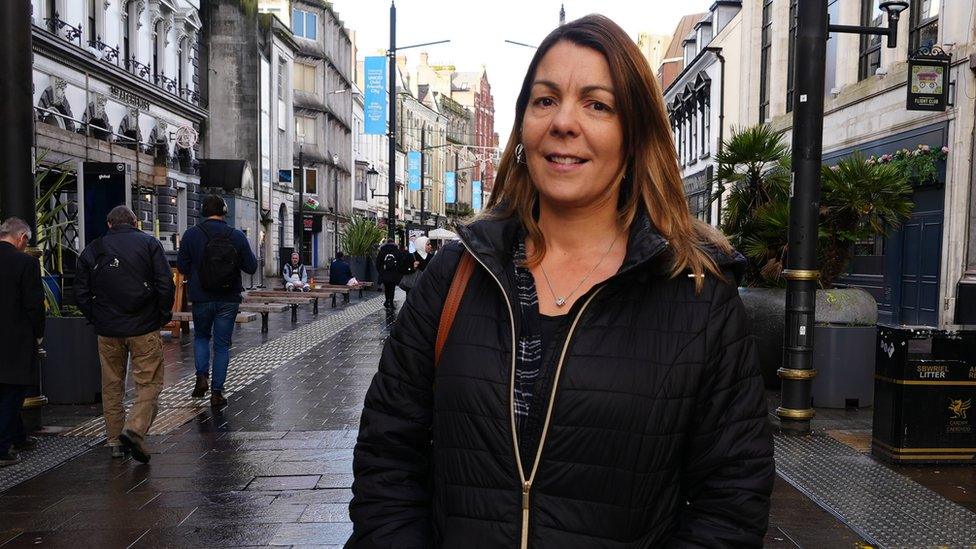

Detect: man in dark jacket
[0,218,45,467]
[177,195,257,407]
[329,251,353,285]
[75,206,175,463]
[375,239,402,309]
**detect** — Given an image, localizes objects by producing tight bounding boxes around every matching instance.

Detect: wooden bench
[169,311,258,336]
[243,293,318,320]
[316,284,364,300]
[171,311,257,323]
[251,289,339,309]
[238,302,290,333]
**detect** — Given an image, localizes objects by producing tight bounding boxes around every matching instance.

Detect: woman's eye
[590,101,612,112]
[534,97,555,107]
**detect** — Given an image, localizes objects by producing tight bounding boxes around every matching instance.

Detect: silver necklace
[538,234,619,307]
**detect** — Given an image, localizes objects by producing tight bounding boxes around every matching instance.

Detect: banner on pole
[364,56,387,135]
[408,151,422,191]
[445,172,456,203]
[472,180,482,212]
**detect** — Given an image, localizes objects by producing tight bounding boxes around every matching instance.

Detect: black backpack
[198,223,240,292]
[382,250,399,273]
[90,237,154,313]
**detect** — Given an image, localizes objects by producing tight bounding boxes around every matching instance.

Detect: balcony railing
[37,14,202,107]
[88,36,119,64]
[44,13,83,48]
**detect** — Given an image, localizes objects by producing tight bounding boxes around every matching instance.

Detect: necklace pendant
[555,297,566,307]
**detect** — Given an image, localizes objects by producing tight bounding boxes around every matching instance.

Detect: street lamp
[828,0,908,47]
[777,0,908,435]
[332,153,339,256]
[367,165,384,198]
[297,136,306,265]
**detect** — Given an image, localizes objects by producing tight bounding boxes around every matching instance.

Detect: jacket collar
[456,205,746,286]
[106,224,137,235]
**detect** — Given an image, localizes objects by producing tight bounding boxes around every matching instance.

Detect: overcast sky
[331,0,712,150]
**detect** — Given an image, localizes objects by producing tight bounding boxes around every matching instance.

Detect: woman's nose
[549,103,581,138]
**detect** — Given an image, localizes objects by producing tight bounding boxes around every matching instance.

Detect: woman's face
[521,41,624,209]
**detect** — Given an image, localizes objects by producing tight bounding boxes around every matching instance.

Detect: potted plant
[810,153,913,407]
[35,159,102,405]
[711,125,792,387]
[715,127,914,404]
[340,215,385,282]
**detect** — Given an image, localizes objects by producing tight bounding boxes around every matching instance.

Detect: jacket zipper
[459,238,666,549]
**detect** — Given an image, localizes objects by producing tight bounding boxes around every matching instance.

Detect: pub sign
[906,47,951,112]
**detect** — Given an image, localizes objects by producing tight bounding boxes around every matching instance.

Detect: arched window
[154,21,165,84]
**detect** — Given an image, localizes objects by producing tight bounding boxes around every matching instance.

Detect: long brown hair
[485,14,731,291]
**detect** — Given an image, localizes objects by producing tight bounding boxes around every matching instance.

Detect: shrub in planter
[340,216,385,282]
[715,128,914,397]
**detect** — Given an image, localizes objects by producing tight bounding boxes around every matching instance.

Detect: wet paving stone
[269,522,353,546]
[133,523,282,547]
[299,503,350,523]
[246,475,322,491]
[3,527,150,548]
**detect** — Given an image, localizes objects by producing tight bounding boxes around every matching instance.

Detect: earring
[515,143,525,164]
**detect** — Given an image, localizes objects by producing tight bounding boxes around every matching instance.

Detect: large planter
[43,316,101,404]
[349,256,369,282]
[739,287,878,405]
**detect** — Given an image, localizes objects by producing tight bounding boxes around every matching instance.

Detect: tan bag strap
[435,251,475,368]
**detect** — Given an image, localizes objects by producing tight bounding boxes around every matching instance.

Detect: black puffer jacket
[349,212,774,548]
[75,225,175,338]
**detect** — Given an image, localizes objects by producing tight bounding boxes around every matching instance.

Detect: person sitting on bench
[283,252,310,292]
[329,251,353,286]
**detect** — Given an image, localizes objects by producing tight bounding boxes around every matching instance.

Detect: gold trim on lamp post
[778,367,818,380]
[782,269,821,281]
[775,406,816,420]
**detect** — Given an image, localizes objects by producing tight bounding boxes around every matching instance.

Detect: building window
[123,3,132,64]
[825,0,840,96]
[698,86,710,157]
[786,0,798,112]
[356,170,367,201]
[88,0,97,42]
[292,167,317,194]
[759,0,773,122]
[858,0,883,80]
[909,0,939,50]
[292,9,318,40]
[154,21,165,81]
[277,57,286,100]
[295,116,316,144]
[295,62,316,93]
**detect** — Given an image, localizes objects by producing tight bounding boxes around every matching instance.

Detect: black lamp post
[332,154,339,256]
[778,0,909,435]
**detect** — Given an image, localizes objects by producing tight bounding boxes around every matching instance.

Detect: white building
[31,0,205,265]
[719,0,974,329]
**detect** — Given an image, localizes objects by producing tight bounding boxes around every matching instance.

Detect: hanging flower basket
[868,144,949,188]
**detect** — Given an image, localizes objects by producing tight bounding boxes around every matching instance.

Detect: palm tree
[818,152,914,287]
[711,124,792,286]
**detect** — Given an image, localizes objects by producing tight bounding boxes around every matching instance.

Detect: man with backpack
[177,195,257,407]
[75,206,175,463]
[376,239,403,309]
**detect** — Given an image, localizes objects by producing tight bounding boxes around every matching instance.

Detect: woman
[350,14,773,548]
[412,236,433,273]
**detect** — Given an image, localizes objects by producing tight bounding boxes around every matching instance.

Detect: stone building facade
[30,0,205,289]
[702,0,974,329]
[290,0,354,268]
[202,3,297,285]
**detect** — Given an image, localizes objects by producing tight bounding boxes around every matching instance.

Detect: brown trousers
[97,331,164,444]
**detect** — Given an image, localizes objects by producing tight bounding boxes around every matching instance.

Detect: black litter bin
[872,325,976,464]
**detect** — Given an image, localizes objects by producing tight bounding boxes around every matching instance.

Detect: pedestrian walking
[283,251,311,291]
[328,251,354,286]
[177,195,258,407]
[75,206,175,463]
[398,236,433,294]
[349,15,773,548]
[375,239,403,309]
[0,218,45,467]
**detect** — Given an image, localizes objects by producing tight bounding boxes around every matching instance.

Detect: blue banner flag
[445,172,456,203]
[472,180,482,212]
[364,56,387,135]
[408,151,422,191]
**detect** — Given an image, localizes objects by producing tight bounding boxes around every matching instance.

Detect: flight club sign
[906,47,951,112]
